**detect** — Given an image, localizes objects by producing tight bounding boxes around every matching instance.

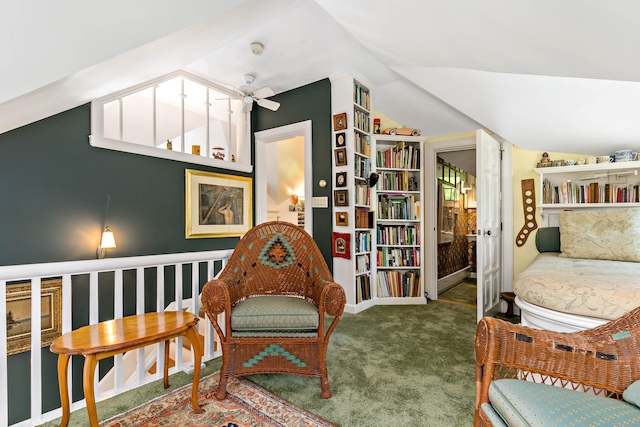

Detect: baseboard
[437,267,471,294]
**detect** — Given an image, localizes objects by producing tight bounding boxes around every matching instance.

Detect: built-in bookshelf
[535,160,640,226]
[330,71,375,314]
[372,135,426,305]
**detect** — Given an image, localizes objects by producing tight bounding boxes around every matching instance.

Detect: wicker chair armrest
[201,278,234,316]
[316,280,346,318]
[475,314,640,396]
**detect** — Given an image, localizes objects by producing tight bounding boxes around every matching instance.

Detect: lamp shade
[100,227,116,249]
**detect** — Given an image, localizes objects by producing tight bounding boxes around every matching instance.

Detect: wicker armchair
[474,307,640,426]
[201,221,346,400]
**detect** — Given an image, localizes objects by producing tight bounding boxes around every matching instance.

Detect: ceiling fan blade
[252,86,275,99]
[256,98,280,111]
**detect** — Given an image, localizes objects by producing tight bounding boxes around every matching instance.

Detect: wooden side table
[50,311,202,427]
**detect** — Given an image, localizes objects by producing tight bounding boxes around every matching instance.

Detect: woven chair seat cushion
[488,379,640,426]
[231,295,319,334]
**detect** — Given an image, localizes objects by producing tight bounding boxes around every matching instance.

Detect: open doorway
[254,121,313,235]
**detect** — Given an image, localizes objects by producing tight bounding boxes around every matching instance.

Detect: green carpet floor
[439,279,477,306]
[43,301,477,427]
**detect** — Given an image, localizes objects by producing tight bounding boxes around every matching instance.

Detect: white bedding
[513,253,640,321]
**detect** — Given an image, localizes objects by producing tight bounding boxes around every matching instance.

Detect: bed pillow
[559,208,640,262]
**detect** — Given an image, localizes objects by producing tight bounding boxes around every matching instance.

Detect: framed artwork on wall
[334,148,347,166]
[333,113,347,131]
[335,212,348,226]
[334,190,349,206]
[185,169,253,238]
[331,232,351,259]
[336,172,347,188]
[6,279,62,356]
[335,132,346,147]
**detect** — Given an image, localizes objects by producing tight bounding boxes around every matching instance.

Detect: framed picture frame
[185,169,252,238]
[335,211,348,226]
[333,113,347,131]
[335,132,346,147]
[331,232,351,259]
[335,171,347,188]
[6,279,62,356]
[334,189,349,206]
[334,148,347,166]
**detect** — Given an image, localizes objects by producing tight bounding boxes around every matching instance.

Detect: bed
[514,208,640,332]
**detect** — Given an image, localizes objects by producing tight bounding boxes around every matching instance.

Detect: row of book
[355,184,371,206]
[377,194,421,220]
[542,179,640,204]
[354,132,371,156]
[356,253,370,274]
[376,141,419,169]
[354,110,370,133]
[355,208,374,228]
[355,274,371,303]
[354,83,371,110]
[355,230,371,252]
[376,247,420,267]
[377,270,420,298]
[354,156,371,180]
[376,224,420,246]
[376,170,418,192]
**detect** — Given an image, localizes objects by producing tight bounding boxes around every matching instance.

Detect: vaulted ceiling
[2,0,640,155]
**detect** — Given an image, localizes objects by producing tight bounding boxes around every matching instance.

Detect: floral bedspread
[514,253,640,320]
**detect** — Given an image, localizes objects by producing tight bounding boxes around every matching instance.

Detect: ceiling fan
[233,74,280,112]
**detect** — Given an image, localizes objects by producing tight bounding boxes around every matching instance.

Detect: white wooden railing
[0,249,233,427]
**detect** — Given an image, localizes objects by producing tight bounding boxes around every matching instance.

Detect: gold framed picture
[335,212,348,226]
[333,113,347,131]
[185,169,253,238]
[334,148,347,166]
[334,190,349,206]
[6,279,63,356]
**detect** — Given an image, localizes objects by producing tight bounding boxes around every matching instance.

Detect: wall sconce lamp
[291,194,299,205]
[97,226,116,259]
[460,180,472,194]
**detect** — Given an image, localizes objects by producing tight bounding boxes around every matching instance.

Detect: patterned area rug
[101,372,335,427]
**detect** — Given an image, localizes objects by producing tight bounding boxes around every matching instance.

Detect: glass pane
[122,87,153,146]
[103,100,120,140]
[208,88,233,161]
[183,78,207,157]
[156,76,183,152]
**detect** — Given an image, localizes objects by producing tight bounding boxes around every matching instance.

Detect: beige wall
[511,146,590,278]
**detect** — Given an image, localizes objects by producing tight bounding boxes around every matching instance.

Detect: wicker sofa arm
[475,311,640,404]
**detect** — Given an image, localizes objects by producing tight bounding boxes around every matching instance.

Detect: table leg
[57,354,71,427]
[163,340,170,389]
[185,325,202,413]
[82,354,100,427]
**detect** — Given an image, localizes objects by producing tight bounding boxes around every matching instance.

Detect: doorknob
[484,229,491,236]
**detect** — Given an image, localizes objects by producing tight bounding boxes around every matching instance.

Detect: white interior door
[476,129,502,321]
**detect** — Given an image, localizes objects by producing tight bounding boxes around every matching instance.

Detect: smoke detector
[250,42,264,55]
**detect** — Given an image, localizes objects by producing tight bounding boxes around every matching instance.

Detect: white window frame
[89,70,252,173]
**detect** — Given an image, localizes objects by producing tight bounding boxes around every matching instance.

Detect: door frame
[254,120,313,235]
[423,133,513,304]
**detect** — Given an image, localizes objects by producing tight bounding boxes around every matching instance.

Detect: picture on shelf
[335,172,347,188]
[331,232,351,259]
[335,211,348,226]
[334,148,347,166]
[333,113,347,131]
[334,190,349,206]
[335,132,346,147]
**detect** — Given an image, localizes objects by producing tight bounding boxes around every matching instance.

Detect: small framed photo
[335,171,347,188]
[334,189,349,206]
[333,113,347,131]
[331,232,351,259]
[335,132,346,147]
[334,148,347,166]
[335,212,348,226]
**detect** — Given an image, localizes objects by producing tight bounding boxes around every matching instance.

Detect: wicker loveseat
[201,221,346,400]
[474,306,640,426]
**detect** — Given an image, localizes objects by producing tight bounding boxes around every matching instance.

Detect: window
[90,71,252,173]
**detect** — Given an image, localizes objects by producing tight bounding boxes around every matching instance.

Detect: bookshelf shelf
[372,134,426,305]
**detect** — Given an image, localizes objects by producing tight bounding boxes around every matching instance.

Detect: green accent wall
[252,79,333,266]
[0,78,333,424]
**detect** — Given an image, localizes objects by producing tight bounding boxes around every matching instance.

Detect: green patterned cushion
[480,402,508,427]
[231,296,318,332]
[623,380,640,407]
[489,379,640,426]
